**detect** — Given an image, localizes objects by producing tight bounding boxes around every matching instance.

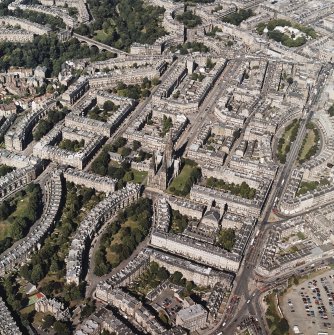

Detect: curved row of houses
[0,169,63,276]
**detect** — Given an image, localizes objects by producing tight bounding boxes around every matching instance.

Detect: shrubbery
[222,9,253,26]
[94,198,152,276]
[256,19,316,47]
[75,0,166,50]
[206,177,256,199]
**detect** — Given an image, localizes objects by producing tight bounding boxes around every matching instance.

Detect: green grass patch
[132,169,147,184]
[168,159,201,197]
[94,29,109,42]
[0,184,42,250]
[21,304,35,314]
[298,123,319,164]
[0,195,33,238]
[32,311,46,328]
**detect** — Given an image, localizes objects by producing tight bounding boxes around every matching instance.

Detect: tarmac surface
[281,269,334,335]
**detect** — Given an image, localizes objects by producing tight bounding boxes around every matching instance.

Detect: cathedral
[147,130,180,190]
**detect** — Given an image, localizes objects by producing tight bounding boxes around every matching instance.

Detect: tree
[82,187,95,204]
[161,115,173,136]
[157,267,169,281]
[151,77,160,86]
[150,261,160,275]
[42,315,56,329]
[11,217,29,240]
[206,57,215,69]
[31,264,44,283]
[101,330,114,335]
[81,302,96,319]
[53,321,71,335]
[103,100,116,111]
[222,9,253,26]
[218,228,236,251]
[132,140,141,151]
[94,262,109,276]
[0,165,13,177]
[277,318,289,333]
[170,271,183,285]
[20,264,31,281]
[0,35,115,75]
[50,259,60,273]
[159,310,169,325]
[0,200,11,219]
[176,11,202,28]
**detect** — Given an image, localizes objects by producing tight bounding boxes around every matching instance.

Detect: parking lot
[281,270,334,334]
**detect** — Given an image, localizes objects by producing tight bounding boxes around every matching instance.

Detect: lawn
[170,165,193,191]
[20,304,35,315]
[0,223,10,241]
[299,129,315,161]
[298,124,319,164]
[0,192,33,240]
[281,125,296,153]
[106,219,139,265]
[132,169,147,184]
[94,30,109,43]
[168,162,200,196]
[13,195,31,218]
